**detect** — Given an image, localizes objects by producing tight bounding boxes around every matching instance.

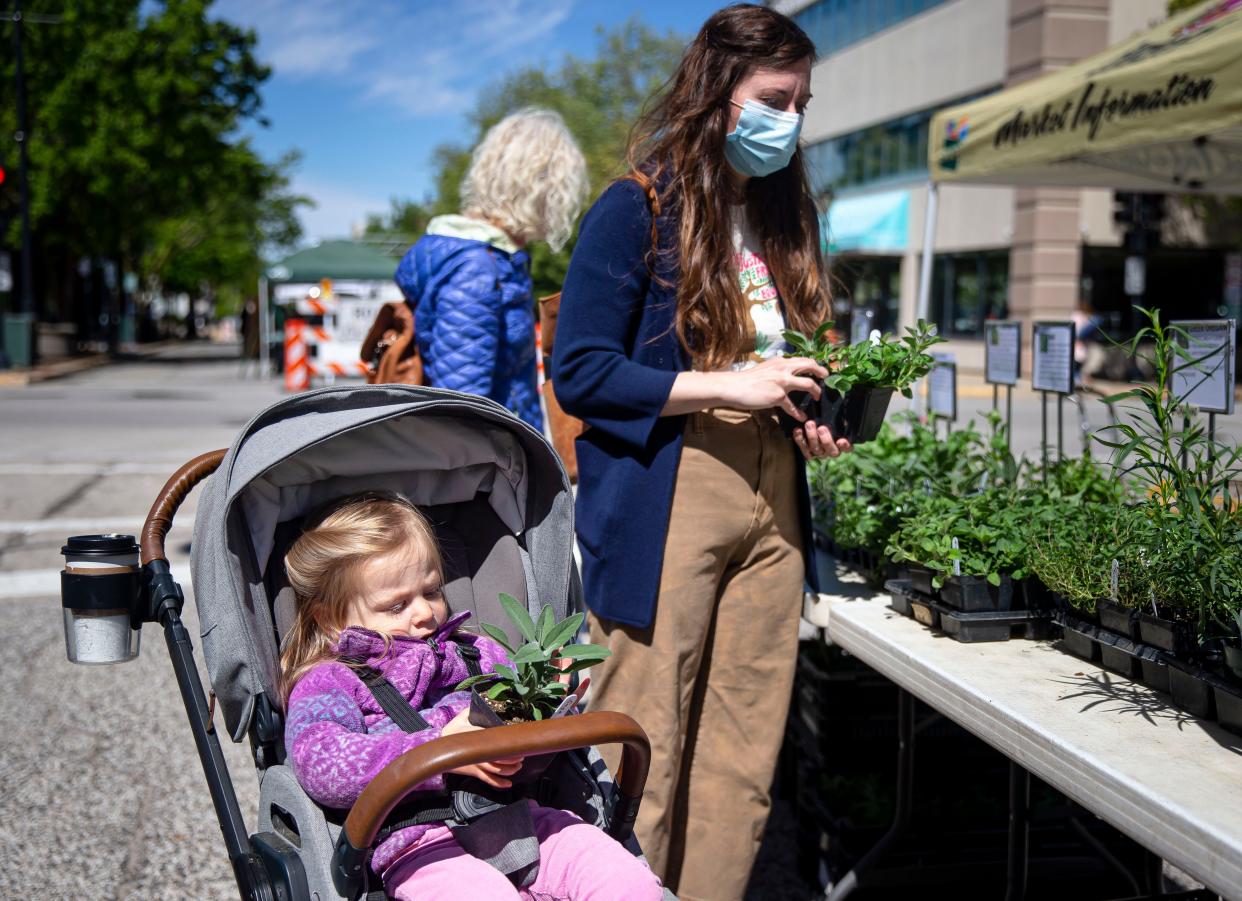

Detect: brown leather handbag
[538,292,584,483]
[360,302,424,386]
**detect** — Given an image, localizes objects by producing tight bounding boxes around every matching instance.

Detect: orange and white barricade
[284,319,310,392]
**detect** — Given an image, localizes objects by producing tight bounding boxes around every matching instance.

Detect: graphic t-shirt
[730,212,787,372]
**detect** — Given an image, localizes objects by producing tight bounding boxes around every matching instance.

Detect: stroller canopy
[190,385,578,740]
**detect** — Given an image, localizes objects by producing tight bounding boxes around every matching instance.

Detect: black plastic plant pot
[939,575,1014,613]
[1056,616,1100,663]
[1212,678,1242,737]
[906,565,936,597]
[1167,661,1216,720]
[1138,655,1170,695]
[885,579,913,618]
[1137,613,1197,659]
[780,384,895,445]
[1020,578,1052,611]
[1098,636,1142,681]
[1096,599,1141,641]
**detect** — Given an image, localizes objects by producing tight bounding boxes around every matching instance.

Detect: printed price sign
[985,320,1021,386]
[928,354,957,421]
[1031,321,1075,394]
[850,309,875,346]
[1171,319,1235,415]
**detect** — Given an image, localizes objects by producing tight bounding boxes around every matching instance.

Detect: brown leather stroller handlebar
[344,711,650,849]
[141,449,227,564]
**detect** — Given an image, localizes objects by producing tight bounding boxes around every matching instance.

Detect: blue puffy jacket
[394,215,542,429]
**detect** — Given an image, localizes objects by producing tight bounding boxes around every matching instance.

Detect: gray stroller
[63,385,660,900]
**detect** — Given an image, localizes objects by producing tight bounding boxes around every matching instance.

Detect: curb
[0,341,183,387]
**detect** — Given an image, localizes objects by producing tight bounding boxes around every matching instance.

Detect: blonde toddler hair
[460,107,588,252]
[278,493,444,703]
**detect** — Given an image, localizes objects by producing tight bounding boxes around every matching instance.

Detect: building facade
[771,0,1224,372]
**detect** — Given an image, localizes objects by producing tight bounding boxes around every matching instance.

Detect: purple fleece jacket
[285,611,511,874]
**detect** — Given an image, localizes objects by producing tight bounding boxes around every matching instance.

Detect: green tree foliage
[0,0,307,316]
[379,21,687,296]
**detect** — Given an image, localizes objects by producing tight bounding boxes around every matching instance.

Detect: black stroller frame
[103,386,658,901]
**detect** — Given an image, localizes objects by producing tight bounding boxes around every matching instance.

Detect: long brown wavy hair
[626,3,828,371]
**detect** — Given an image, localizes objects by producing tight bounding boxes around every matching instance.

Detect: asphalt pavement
[1,341,1239,900]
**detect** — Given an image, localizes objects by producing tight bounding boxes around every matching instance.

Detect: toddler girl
[280,492,662,900]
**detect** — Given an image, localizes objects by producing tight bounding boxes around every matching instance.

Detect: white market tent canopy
[927,0,1242,194]
[914,0,1242,323]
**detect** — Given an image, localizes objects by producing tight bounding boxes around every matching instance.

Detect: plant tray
[1098,635,1144,680]
[939,574,1016,613]
[1138,654,1170,695]
[885,579,913,617]
[937,606,1053,643]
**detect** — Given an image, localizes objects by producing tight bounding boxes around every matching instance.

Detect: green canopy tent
[914,0,1242,328]
[258,241,401,374]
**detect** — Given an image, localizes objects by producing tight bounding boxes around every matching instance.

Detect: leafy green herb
[456,594,610,721]
[783,320,944,398]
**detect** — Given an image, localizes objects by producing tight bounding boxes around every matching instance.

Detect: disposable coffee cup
[60,534,141,665]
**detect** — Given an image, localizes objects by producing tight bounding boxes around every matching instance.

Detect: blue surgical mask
[725,99,803,178]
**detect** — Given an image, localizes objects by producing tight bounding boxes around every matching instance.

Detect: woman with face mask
[551,6,849,899]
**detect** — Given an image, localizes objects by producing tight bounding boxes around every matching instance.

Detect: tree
[0,0,305,330]
[424,21,687,296]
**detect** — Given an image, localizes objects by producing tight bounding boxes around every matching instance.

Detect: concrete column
[1005,0,1110,330]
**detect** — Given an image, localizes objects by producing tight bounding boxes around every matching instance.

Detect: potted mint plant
[455,594,610,783]
[456,593,609,723]
[782,320,942,444]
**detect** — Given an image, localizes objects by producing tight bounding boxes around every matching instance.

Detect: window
[803,89,996,195]
[792,0,948,57]
[931,251,1009,338]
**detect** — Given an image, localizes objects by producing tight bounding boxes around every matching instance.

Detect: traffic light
[0,164,6,186]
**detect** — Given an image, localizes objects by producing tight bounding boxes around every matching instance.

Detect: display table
[813,590,1242,899]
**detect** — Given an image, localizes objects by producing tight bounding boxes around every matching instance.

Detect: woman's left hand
[792,419,852,460]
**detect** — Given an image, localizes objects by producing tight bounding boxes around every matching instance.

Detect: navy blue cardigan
[553,179,818,629]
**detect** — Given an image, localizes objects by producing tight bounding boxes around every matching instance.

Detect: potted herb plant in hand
[781,320,943,444]
[455,593,610,780]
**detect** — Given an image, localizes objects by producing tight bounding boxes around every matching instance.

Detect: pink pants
[383,801,664,901]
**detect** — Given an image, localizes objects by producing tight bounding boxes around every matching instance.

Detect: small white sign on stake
[928,354,957,421]
[850,309,875,346]
[1171,319,1236,415]
[1031,321,1075,394]
[985,320,1021,386]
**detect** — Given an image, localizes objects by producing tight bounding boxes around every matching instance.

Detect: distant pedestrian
[554,5,844,899]
[395,108,587,428]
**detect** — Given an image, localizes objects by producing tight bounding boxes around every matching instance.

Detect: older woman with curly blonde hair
[396,108,587,427]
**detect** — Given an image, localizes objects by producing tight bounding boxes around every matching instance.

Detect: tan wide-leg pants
[587,408,805,901]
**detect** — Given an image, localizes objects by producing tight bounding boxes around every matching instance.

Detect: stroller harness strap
[345,645,542,889]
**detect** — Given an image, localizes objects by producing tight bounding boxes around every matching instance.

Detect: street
[1,343,1240,900]
[0,344,280,899]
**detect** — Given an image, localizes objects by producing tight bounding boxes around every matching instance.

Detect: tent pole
[258,276,269,380]
[914,180,939,418]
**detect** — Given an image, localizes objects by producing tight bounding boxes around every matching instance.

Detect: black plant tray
[1138,612,1197,658]
[889,581,1049,642]
[937,606,1054,643]
[939,574,1017,613]
[1053,613,1102,663]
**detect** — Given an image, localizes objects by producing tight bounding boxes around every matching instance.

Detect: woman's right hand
[719,356,828,421]
[441,708,525,789]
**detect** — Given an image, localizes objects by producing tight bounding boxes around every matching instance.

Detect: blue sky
[212,0,725,244]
